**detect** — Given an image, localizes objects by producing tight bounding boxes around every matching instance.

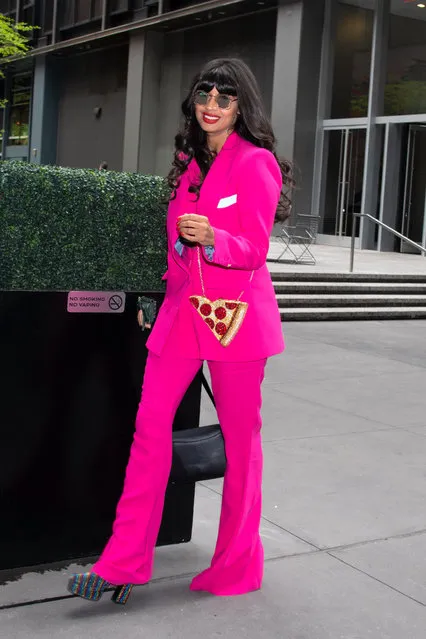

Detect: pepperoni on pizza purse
[189,247,254,347]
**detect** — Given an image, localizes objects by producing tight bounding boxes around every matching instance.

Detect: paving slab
[280,320,426,371]
[264,334,423,383]
[262,386,393,442]
[332,531,426,606]
[404,425,426,436]
[201,373,394,443]
[2,553,426,639]
[268,241,426,275]
[0,485,312,608]
[205,427,426,549]
[271,369,426,428]
[3,320,426,637]
[258,429,426,548]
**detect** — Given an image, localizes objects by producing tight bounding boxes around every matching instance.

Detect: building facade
[1,0,426,253]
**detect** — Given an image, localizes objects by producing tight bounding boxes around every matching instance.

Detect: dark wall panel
[181,11,276,117]
[56,45,128,171]
[0,291,199,570]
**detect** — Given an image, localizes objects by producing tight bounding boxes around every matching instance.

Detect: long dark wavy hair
[167,58,294,222]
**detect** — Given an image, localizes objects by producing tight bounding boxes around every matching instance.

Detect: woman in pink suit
[68,58,292,605]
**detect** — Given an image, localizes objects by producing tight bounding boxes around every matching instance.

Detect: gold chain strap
[197,246,206,297]
[196,246,254,301]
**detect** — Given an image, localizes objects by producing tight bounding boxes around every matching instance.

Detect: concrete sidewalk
[2,321,426,638]
[268,241,426,275]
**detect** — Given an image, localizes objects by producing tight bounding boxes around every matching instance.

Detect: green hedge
[0,162,169,291]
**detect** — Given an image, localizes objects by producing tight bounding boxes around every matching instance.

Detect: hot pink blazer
[146,132,285,362]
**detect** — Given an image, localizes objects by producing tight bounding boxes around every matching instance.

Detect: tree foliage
[0,14,34,111]
[0,13,33,77]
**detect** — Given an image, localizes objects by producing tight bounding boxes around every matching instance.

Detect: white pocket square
[218,194,237,209]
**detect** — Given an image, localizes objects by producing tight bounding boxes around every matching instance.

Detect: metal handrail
[350,213,426,272]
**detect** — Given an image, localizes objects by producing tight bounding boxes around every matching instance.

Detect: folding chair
[275,213,320,265]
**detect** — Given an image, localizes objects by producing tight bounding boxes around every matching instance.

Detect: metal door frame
[321,126,367,245]
[400,124,426,253]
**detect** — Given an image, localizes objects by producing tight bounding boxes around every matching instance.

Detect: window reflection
[330,1,374,119]
[385,1,426,115]
[8,74,31,146]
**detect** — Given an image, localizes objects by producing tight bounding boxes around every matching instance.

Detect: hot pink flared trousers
[93,346,266,597]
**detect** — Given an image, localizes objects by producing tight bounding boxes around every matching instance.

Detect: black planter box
[0,291,200,571]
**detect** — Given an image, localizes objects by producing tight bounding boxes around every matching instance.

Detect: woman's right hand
[177,214,215,246]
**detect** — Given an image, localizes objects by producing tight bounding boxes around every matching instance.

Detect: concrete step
[269,270,426,283]
[272,281,426,295]
[276,294,426,308]
[280,307,426,321]
[271,272,426,320]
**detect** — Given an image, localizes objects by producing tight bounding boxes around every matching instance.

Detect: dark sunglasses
[194,90,238,110]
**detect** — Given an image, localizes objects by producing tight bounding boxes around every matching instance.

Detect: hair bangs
[196,69,237,97]
[172,58,293,221]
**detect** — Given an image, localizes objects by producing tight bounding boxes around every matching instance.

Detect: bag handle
[196,247,254,300]
[201,368,216,408]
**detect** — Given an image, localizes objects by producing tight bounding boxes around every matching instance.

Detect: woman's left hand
[177,214,215,246]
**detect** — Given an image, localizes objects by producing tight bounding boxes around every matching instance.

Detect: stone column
[30,55,61,165]
[122,31,164,174]
[271,0,326,221]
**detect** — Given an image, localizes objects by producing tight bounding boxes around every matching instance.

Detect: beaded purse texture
[189,295,248,347]
[189,248,252,347]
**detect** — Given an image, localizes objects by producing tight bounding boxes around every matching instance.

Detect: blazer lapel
[170,163,199,273]
[170,134,241,271]
[196,132,241,216]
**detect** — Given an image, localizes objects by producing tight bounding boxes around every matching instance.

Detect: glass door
[322,128,366,245]
[400,125,426,254]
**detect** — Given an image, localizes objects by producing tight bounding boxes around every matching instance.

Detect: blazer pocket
[217,194,237,209]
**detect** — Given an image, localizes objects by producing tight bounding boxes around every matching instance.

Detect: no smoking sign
[67,291,126,314]
[108,294,124,311]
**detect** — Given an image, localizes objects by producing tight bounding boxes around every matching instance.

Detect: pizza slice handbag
[189,247,254,347]
[170,371,225,484]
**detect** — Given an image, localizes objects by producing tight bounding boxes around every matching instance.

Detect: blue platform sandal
[67,572,133,605]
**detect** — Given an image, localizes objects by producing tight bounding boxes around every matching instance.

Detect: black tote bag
[170,371,226,483]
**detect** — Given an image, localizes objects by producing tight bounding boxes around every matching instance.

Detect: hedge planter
[0,161,169,291]
[0,164,200,572]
